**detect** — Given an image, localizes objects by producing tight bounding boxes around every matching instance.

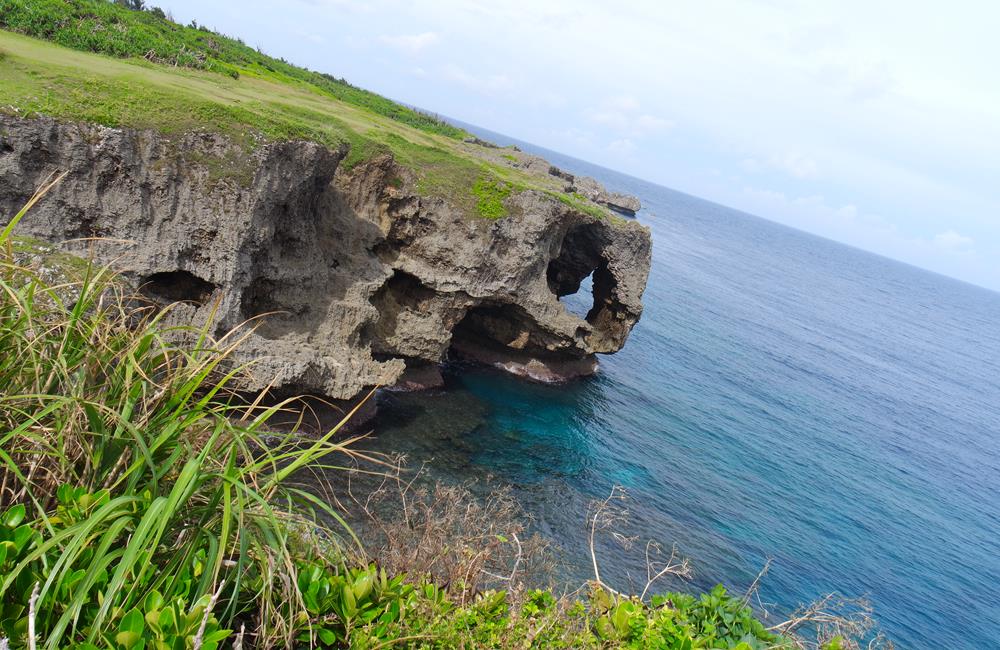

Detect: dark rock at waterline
[388,361,446,391]
[450,336,599,383]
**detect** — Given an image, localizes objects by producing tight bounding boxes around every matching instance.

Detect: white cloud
[296,0,378,13]
[634,114,673,132]
[440,64,513,95]
[743,185,893,242]
[743,186,788,203]
[740,153,818,179]
[549,127,597,151]
[785,22,847,55]
[585,96,673,136]
[770,152,818,179]
[606,95,641,112]
[837,204,858,219]
[933,230,975,253]
[847,61,895,101]
[378,31,439,54]
[814,60,895,102]
[738,184,995,285]
[608,138,636,155]
[295,30,326,44]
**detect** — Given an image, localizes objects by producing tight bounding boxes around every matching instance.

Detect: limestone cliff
[0,115,652,400]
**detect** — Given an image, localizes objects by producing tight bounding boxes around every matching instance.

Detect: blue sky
[160,0,1000,291]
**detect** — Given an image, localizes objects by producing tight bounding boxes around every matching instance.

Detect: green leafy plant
[0,181,367,648]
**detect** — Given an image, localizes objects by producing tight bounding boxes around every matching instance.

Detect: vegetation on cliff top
[473,176,515,220]
[0,0,611,221]
[0,0,464,138]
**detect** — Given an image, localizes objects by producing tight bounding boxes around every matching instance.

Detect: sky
[159,0,1000,291]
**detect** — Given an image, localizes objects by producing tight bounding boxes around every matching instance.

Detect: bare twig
[508,532,523,582]
[587,486,630,591]
[480,531,524,584]
[639,542,692,601]
[587,486,691,601]
[232,624,245,650]
[767,592,892,649]
[192,580,226,650]
[27,582,39,650]
[345,463,551,605]
[742,557,772,616]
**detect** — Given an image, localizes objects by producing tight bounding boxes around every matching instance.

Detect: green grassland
[0,0,464,137]
[0,0,607,221]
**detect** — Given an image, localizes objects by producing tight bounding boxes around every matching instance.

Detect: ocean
[360,123,1000,648]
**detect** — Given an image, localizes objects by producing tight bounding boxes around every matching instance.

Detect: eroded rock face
[548,166,641,216]
[0,115,652,400]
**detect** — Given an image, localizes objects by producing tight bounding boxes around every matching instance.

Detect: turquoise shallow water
[360,124,1000,648]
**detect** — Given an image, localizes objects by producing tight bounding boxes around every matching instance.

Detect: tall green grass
[0,179,370,648]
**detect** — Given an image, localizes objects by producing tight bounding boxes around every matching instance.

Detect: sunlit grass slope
[0,0,594,218]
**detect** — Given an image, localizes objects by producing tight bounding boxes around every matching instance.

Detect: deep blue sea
[362,123,1000,648]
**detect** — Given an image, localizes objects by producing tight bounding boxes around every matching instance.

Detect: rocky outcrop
[462,135,499,149]
[549,166,641,216]
[600,192,642,217]
[0,115,652,400]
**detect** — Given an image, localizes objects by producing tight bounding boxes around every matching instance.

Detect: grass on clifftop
[0,0,464,138]
[0,0,604,222]
[473,176,515,219]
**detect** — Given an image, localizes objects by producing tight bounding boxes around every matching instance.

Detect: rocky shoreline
[0,115,652,406]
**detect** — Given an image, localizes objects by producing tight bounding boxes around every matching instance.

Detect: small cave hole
[587,260,617,325]
[546,224,607,323]
[140,271,215,306]
[559,270,595,320]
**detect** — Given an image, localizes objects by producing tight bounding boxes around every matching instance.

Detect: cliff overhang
[0,115,652,401]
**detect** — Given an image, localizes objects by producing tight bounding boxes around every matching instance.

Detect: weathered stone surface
[602,192,642,216]
[569,175,642,217]
[462,135,499,149]
[548,165,575,183]
[0,115,652,399]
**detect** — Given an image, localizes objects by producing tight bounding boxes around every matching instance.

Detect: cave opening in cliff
[449,302,550,361]
[560,271,594,319]
[140,270,216,306]
[546,223,616,327]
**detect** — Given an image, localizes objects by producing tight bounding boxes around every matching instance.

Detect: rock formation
[549,166,642,216]
[0,115,652,401]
